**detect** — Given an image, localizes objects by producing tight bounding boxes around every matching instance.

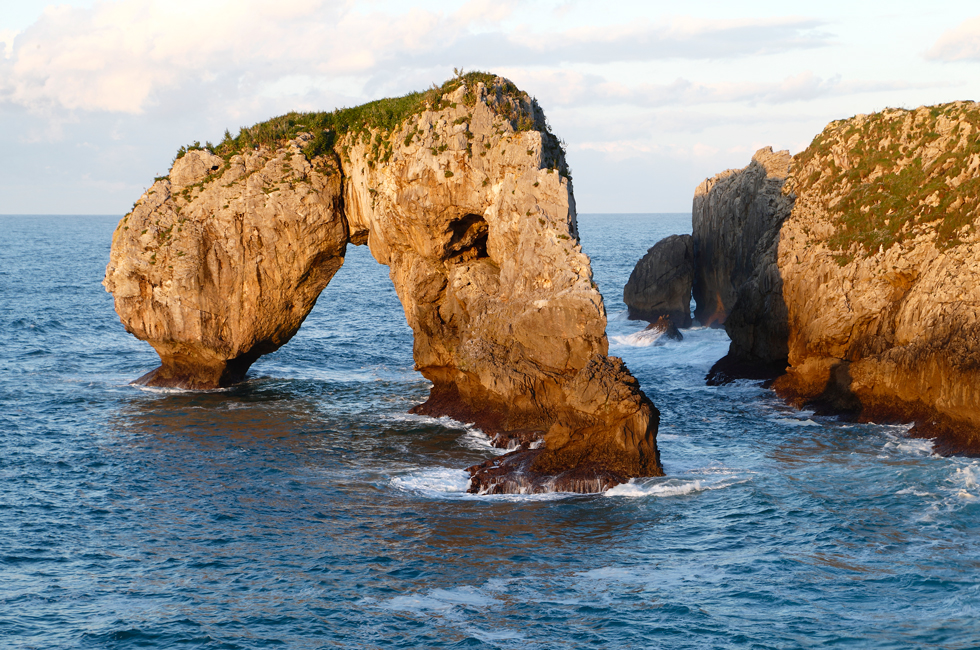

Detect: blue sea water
[3,213,980,649]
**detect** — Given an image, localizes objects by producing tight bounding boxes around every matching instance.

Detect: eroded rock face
[104,76,662,492]
[623,234,694,326]
[697,102,980,453]
[103,147,348,389]
[692,147,794,329]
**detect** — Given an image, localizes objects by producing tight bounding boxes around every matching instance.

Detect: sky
[3,1,980,214]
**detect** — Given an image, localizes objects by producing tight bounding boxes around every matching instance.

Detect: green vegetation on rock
[793,102,980,260]
[173,71,543,167]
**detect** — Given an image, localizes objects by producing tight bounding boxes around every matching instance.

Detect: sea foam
[605,474,746,498]
[390,467,471,495]
[610,327,672,347]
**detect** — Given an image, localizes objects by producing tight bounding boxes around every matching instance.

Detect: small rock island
[103,73,662,493]
[623,234,695,327]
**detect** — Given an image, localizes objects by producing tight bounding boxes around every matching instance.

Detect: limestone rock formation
[623,234,694,326]
[103,74,662,492]
[697,102,980,453]
[104,146,348,389]
[692,147,794,329]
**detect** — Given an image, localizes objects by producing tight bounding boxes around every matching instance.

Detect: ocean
[3,213,980,649]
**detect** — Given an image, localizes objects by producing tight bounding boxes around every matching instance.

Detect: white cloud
[501,68,941,111]
[551,15,830,59]
[0,1,834,116]
[3,1,974,214]
[453,0,518,25]
[0,28,17,58]
[0,0,426,113]
[926,16,980,61]
[577,139,719,160]
[400,15,831,70]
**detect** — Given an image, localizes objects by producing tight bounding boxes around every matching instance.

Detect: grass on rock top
[792,101,980,262]
[173,72,537,166]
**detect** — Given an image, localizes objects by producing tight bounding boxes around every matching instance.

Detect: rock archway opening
[276,239,417,385]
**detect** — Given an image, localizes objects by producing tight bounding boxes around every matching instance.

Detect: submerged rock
[623,234,694,327]
[644,315,683,342]
[467,447,627,494]
[695,102,980,453]
[103,74,663,491]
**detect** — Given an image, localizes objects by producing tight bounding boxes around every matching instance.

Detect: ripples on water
[3,214,980,649]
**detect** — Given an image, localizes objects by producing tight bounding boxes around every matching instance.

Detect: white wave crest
[772,417,821,427]
[954,464,980,491]
[390,467,471,494]
[457,427,510,455]
[384,412,474,429]
[605,475,746,498]
[132,383,233,394]
[895,487,935,497]
[389,467,583,501]
[881,436,935,457]
[610,328,671,348]
[382,586,497,612]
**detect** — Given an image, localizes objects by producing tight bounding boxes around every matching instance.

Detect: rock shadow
[691,151,794,385]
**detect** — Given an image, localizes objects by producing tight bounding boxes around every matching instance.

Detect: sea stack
[691,147,794,332]
[103,73,662,493]
[623,234,694,327]
[691,102,980,453]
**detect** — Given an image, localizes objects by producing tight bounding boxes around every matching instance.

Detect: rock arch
[104,75,661,492]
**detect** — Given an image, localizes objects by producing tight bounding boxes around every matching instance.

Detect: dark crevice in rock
[445,213,489,262]
[704,353,787,386]
[133,350,260,390]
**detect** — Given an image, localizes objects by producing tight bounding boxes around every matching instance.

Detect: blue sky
[3,0,980,214]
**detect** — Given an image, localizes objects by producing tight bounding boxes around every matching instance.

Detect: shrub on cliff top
[793,101,980,256]
[175,72,535,164]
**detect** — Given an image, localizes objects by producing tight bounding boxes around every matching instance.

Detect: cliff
[700,102,980,453]
[103,73,662,492]
[694,148,795,383]
[692,147,794,330]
